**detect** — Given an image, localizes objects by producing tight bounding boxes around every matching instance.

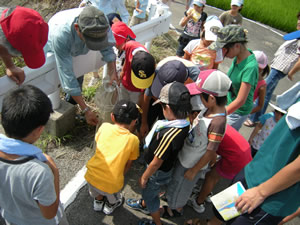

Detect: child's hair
[261,65,270,78]
[113,99,140,125]
[1,85,53,139]
[162,103,192,119]
[297,11,300,19]
[200,92,227,106]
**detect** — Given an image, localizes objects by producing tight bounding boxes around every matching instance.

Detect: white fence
[0,2,171,111]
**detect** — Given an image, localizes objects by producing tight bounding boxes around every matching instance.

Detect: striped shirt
[144,125,189,172]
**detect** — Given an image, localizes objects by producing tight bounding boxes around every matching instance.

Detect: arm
[248,122,263,145]
[183,52,191,61]
[139,156,163,188]
[0,45,25,85]
[226,82,251,115]
[124,160,133,175]
[185,0,190,10]
[236,154,300,214]
[38,154,60,219]
[179,13,193,27]
[287,57,300,81]
[184,150,216,181]
[250,86,266,114]
[52,39,99,126]
[139,93,152,138]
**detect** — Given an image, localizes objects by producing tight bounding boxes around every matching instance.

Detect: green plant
[35,133,73,152]
[82,83,100,102]
[206,0,299,32]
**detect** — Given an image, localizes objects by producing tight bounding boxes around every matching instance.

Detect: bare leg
[95,194,104,201]
[151,211,162,225]
[197,166,221,205]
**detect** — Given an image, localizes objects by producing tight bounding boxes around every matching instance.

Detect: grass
[206,0,299,32]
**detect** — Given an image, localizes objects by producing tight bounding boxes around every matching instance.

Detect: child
[189,124,252,214]
[85,99,140,215]
[111,21,156,103]
[244,50,269,127]
[162,70,231,217]
[209,25,259,131]
[126,82,191,225]
[248,102,286,157]
[0,85,68,225]
[129,0,148,27]
[177,0,207,57]
[183,16,223,70]
[219,0,243,26]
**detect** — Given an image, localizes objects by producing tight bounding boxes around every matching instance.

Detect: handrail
[0,2,171,111]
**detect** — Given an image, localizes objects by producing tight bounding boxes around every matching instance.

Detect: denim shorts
[142,169,173,213]
[227,113,248,131]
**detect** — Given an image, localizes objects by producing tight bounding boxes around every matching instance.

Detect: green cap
[78,6,110,50]
[208,25,248,50]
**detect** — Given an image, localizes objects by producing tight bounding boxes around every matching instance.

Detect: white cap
[253,50,268,69]
[231,0,242,6]
[204,18,223,41]
[193,0,206,7]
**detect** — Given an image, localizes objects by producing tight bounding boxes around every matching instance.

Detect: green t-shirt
[245,116,300,217]
[227,50,258,115]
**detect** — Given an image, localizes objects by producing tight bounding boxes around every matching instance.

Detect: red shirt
[122,41,148,92]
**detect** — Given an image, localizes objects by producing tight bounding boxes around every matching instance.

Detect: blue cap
[283,30,300,40]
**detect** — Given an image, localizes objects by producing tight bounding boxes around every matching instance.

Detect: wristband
[82,106,90,114]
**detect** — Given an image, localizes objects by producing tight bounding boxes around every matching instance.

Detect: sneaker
[103,196,124,215]
[126,198,150,215]
[205,192,213,203]
[189,195,205,213]
[93,198,105,212]
[88,77,100,87]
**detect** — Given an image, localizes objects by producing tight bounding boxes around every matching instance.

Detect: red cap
[0,6,48,69]
[111,21,136,46]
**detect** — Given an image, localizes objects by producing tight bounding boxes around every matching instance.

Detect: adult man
[0,6,48,85]
[45,6,118,126]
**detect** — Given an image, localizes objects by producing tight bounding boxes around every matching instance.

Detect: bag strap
[0,156,34,164]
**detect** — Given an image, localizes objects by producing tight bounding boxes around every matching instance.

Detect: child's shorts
[88,183,121,204]
[142,169,173,213]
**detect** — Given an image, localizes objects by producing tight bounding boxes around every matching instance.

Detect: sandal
[160,205,183,218]
[184,218,207,225]
[243,119,255,127]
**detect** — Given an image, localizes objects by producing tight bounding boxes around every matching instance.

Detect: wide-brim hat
[269,102,287,114]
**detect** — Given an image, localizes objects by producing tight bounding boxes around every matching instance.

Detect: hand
[248,138,253,145]
[139,123,149,139]
[184,168,197,181]
[109,71,119,86]
[287,73,294,81]
[279,208,300,225]
[235,186,265,214]
[85,110,99,126]
[6,66,25,85]
[137,9,143,14]
[139,176,148,189]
